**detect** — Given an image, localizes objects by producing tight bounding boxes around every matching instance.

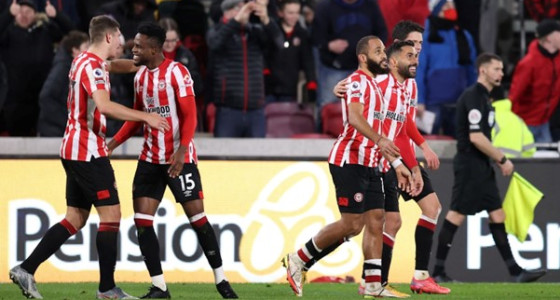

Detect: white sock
[414,270,430,280]
[151,274,167,291]
[213,266,226,284]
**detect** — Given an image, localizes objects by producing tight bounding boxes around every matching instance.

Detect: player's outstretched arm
[92,89,170,131]
[107,59,139,74]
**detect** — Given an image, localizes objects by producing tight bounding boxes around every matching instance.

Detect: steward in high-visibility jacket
[492,96,536,158]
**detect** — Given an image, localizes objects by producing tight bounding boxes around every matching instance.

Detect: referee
[432,53,546,283]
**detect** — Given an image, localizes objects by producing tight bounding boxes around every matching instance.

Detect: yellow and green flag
[503,172,544,242]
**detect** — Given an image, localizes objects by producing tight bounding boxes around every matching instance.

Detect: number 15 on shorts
[178,173,195,196]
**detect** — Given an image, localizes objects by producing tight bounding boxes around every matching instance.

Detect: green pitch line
[1,282,559,299]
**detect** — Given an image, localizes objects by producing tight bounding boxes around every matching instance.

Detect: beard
[398,63,417,79]
[367,58,389,75]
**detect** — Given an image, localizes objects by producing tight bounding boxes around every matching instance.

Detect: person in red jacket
[510,19,560,142]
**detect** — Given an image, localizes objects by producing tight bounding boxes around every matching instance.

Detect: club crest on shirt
[468,109,482,124]
[183,73,193,85]
[292,37,301,47]
[93,68,104,78]
[146,96,155,107]
[354,192,363,203]
[158,81,166,90]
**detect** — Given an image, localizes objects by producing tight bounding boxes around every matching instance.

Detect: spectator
[76,0,112,31]
[0,0,74,136]
[96,0,156,48]
[265,0,316,103]
[490,86,536,158]
[37,30,89,137]
[158,18,203,97]
[207,0,282,137]
[510,19,560,143]
[377,0,430,45]
[312,0,387,111]
[416,0,477,136]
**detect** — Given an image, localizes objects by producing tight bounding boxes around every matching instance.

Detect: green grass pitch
[1,282,559,299]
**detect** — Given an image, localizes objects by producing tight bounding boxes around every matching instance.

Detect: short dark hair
[89,15,120,44]
[60,30,89,54]
[386,40,415,59]
[278,0,301,10]
[392,20,424,41]
[476,52,502,70]
[356,35,380,56]
[137,22,167,49]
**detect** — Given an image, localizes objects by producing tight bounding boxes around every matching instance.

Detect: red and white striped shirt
[405,78,418,153]
[60,52,110,161]
[134,59,197,164]
[377,74,411,172]
[328,70,385,168]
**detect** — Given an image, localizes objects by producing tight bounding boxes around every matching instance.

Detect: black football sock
[135,217,163,277]
[21,220,77,274]
[97,222,119,292]
[433,219,458,276]
[489,223,523,276]
[415,216,437,271]
[304,238,345,271]
[381,233,394,284]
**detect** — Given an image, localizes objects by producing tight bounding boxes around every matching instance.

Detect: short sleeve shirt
[456,83,495,158]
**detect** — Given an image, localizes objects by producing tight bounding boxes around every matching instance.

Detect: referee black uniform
[451,82,501,214]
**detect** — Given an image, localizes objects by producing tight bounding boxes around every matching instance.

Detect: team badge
[158,81,166,90]
[146,96,155,107]
[292,37,301,47]
[93,68,104,78]
[468,109,482,124]
[354,192,363,203]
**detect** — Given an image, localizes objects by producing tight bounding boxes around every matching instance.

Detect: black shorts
[401,166,435,202]
[382,168,400,212]
[61,157,120,210]
[329,163,384,213]
[133,160,204,203]
[450,155,501,215]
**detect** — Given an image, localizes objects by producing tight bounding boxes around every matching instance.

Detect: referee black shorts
[450,155,502,215]
[329,163,384,214]
[133,160,204,204]
[62,157,120,210]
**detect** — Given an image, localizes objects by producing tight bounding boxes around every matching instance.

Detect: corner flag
[503,172,544,242]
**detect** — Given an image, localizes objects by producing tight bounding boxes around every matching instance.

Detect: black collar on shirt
[537,43,559,58]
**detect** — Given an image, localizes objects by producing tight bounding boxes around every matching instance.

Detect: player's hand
[146,114,170,132]
[422,146,440,170]
[167,146,186,178]
[499,159,514,177]
[328,39,349,54]
[378,137,400,160]
[106,139,118,157]
[409,166,424,196]
[332,79,347,98]
[10,0,20,16]
[395,165,412,193]
[45,0,57,18]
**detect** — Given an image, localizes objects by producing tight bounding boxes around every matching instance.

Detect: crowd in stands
[0,0,559,143]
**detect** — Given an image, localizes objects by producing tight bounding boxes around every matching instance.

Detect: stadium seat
[206,102,216,133]
[321,102,343,138]
[264,102,316,138]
